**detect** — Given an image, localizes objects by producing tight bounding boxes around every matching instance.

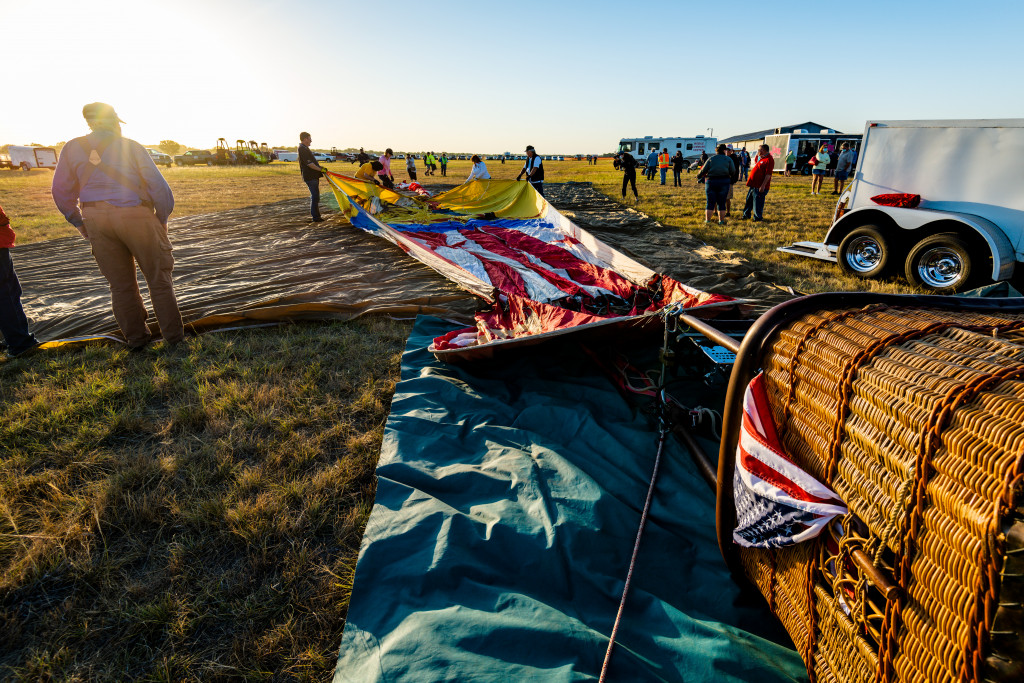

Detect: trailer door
[765,134,790,172]
[34,148,57,168]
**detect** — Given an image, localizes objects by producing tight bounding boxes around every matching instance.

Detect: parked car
[313,151,333,163]
[174,150,215,166]
[146,149,173,167]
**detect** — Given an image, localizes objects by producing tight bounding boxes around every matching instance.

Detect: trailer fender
[825,206,1015,282]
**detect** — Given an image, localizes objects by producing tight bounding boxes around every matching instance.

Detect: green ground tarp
[334,317,806,682]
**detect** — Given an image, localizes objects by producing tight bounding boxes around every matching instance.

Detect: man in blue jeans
[0,204,41,357]
[741,144,774,222]
[298,132,325,222]
[645,149,658,180]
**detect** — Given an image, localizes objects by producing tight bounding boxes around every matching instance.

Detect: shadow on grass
[0,316,410,681]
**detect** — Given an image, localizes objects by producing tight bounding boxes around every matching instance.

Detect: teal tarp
[335,317,806,682]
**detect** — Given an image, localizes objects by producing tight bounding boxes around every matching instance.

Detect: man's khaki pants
[83,203,184,347]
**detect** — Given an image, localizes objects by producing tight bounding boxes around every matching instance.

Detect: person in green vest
[425,152,436,176]
[440,152,449,177]
[785,149,795,177]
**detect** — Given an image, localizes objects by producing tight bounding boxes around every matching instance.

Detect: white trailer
[1,145,58,171]
[778,119,1024,293]
[274,150,299,162]
[618,136,716,165]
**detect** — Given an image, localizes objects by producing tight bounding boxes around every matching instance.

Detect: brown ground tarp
[16,183,792,343]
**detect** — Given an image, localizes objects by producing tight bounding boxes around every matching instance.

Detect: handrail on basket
[712,291,1024,578]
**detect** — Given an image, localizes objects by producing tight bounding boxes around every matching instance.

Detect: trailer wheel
[20,162,31,171]
[904,233,973,293]
[837,225,893,279]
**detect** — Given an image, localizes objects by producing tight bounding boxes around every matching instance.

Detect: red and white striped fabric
[733,372,848,548]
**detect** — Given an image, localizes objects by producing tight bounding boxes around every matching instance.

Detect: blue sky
[1,0,1020,153]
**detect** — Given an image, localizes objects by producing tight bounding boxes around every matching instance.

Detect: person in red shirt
[0,204,41,357]
[742,144,774,222]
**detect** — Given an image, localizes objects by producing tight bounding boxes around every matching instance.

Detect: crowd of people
[610,139,857,224]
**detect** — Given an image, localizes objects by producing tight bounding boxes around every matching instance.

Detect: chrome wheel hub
[845,236,883,273]
[917,247,963,288]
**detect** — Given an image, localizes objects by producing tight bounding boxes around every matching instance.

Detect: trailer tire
[904,232,973,293]
[20,162,31,171]
[837,225,893,279]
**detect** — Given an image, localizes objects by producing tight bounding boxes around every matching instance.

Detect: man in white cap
[52,103,183,350]
[516,145,545,197]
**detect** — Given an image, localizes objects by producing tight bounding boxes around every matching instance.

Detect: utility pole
[707,127,714,138]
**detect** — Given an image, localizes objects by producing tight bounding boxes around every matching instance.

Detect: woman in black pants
[618,152,638,201]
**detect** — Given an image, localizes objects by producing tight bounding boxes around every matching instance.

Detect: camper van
[618,136,716,165]
[0,145,58,171]
[778,119,1024,293]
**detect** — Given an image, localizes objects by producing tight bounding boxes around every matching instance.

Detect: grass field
[4,158,921,294]
[0,157,920,680]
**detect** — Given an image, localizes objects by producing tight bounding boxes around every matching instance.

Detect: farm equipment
[213,138,236,165]
[234,140,270,165]
[235,139,257,164]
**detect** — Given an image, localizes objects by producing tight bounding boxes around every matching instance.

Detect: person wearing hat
[0,204,41,357]
[516,146,545,196]
[645,148,658,181]
[51,103,183,351]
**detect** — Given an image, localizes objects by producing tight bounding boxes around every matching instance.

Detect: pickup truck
[174,150,215,166]
[147,149,173,167]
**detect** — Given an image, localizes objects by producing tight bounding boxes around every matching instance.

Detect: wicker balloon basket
[717,296,1024,683]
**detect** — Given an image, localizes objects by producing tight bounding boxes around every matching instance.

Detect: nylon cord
[598,315,674,681]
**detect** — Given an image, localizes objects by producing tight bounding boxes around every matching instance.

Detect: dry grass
[2,157,920,295]
[0,318,409,680]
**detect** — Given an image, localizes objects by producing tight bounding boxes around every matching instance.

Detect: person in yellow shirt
[354,160,384,185]
[658,150,671,185]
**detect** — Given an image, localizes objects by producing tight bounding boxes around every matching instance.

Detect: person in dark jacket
[671,152,684,187]
[696,144,737,224]
[0,204,40,357]
[298,132,326,221]
[618,152,639,201]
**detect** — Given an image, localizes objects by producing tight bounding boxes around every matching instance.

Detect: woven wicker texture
[741,306,1024,683]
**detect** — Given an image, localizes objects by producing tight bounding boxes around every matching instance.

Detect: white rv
[779,120,1024,293]
[1,145,58,171]
[618,136,716,165]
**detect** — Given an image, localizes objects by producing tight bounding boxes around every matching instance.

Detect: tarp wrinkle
[334,317,806,682]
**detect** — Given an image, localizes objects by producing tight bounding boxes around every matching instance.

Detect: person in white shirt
[465,155,490,183]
